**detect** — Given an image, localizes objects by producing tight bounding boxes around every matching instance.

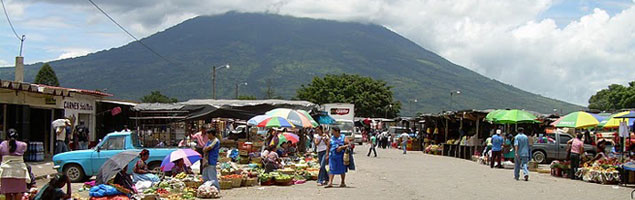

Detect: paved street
[38,145,633,199]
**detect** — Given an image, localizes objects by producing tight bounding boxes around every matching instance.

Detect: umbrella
[266,108,314,128]
[494,109,538,124]
[247,115,269,126]
[485,109,507,122]
[552,111,599,128]
[296,110,319,127]
[599,111,635,128]
[160,149,202,172]
[279,132,300,144]
[615,113,635,119]
[257,116,295,128]
[313,111,336,125]
[96,151,140,184]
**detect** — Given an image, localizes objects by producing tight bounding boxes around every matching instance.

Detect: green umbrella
[486,109,508,123]
[495,109,538,124]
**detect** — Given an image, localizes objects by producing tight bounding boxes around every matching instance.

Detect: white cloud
[54,48,93,60]
[5,0,635,105]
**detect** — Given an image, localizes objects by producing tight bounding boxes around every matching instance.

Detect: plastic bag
[197,183,219,198]
[134,181,152,192]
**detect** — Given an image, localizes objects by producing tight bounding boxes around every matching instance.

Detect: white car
[353,127,363,145]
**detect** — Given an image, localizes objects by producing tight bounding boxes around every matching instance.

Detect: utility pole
[235,82,247,99]
[449,90,461,111]
[211,64,230,99]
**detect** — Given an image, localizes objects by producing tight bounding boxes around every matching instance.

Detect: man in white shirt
[400,133,410,154]
[54,119,71,154]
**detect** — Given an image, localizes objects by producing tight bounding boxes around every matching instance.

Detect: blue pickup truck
[53,131,178,182]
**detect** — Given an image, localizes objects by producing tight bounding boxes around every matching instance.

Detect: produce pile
[424,145,442,155]
[136,173,219,199]
[576,158,622,184]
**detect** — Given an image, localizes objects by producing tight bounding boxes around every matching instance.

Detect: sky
[0,0,634,106]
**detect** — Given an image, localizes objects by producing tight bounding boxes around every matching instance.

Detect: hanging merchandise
[619,121,629,138]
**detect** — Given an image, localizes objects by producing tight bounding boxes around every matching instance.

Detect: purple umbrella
[160,149,202,172]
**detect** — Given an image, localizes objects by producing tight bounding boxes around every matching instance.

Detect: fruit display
[258,173,273,182]
[576,158,623,184]
[174,172,187,179]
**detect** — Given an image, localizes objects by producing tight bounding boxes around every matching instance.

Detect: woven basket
[219,180,233,190]
[185,180,203,189]
[231,177,242,188]
[242,177,258,187]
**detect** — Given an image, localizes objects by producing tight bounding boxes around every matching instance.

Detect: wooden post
[445,118,449,142]
[476,117,480,139]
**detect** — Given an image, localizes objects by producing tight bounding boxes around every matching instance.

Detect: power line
[1,0,25,56]
[87,0,176,66]
[0,0,21,40]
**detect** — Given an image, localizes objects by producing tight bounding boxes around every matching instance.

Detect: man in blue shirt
[203,128,221,190]
[490,130,504,168]
[514,127,530,181]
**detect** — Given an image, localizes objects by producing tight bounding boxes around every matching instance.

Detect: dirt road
[42,144,632,199]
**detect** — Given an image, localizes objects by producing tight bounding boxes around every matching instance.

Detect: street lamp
[385,104,393,118]
[449,90,461,111]
[211,64,230,99]
[235,82,248,99]
[409,99,418,117]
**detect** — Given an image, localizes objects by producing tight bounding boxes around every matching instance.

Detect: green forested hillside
[0,12,582,115]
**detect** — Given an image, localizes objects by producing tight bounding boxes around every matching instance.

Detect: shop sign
[330,108,350,115]
[45,97,56,105]
[64,101,93,111]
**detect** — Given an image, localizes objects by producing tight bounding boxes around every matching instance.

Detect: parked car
[531,132,596,164]
[53,131,179,182]
[353,127,363,145]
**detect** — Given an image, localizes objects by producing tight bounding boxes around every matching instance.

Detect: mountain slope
[0,12,582,115]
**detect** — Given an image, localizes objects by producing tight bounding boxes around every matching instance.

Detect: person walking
[490,130,504,168]
[0,129,29,200]
[54,119,71,155]
[569,133,584,180]
[400,132,410,154]
[314,126,330,186]
[75,121,89,150]
[514,127,530,181]
[367,133,377,157]
[202,129,221,190]
[325,127,350,188]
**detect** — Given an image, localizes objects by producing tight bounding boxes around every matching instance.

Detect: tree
[296,73,401,118]
[141,91,178,103]
[34,63,60,86]
[588,81,635,111]
[237,95,257,100]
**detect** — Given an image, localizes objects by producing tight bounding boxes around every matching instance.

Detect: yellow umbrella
[552,111,599,128]
[599,111,635,128]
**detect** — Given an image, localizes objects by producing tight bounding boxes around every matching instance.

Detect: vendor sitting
[589,140,608,163]
[113,165,135,193]
[288,142,297,155]
[171,158,193,176]
[264,146,281,173]
[34,174,71,200]
[132,149,160,183]
[277,142,290,157]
